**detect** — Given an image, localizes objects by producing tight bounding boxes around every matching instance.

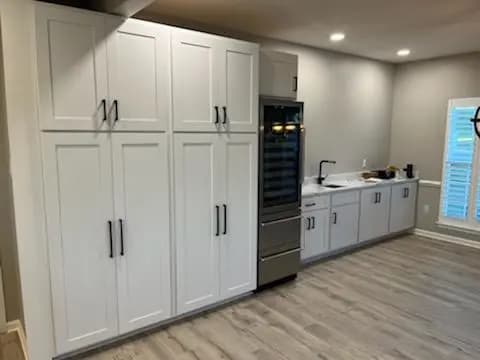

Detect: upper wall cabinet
[260,50,298,99]
[106,18,170,131]
[36,3,170,131]
[36,4,109,131]
[171,28,259,133]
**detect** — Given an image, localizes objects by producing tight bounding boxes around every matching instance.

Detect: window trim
[438,98,480,231]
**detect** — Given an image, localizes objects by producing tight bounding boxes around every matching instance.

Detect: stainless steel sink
[322,184,345,188]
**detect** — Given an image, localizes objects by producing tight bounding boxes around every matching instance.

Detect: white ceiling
[136,0,480,63]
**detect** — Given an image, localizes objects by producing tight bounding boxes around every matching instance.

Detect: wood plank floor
[78,235,480,360]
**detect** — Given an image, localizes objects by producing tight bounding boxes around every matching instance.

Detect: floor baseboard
[413,228,480,249]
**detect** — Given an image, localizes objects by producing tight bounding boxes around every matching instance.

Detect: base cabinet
[43,133,172,354]
[302,209,330,260]
[359,187,391,242]
[174,133,257,314]
[390,182,417,232]
[330,203,360,251]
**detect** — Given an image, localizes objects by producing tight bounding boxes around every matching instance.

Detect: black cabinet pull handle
[406,188,410,198]
[101,99,107,122]
[374,192,378,204]
[470,106,480,139]
[293,76,298,92]
[378,192,382,203]
[214,106,219,124]
[223,204,227,235]
[312,216,316,229]
[215,205,220,236]
[307,217,311,230]
[222,106,227,124]
[305,203,316,207]
[113,100,119,123]
[119,219,125,256]
[332,212,337,224]
[108,221,113,258]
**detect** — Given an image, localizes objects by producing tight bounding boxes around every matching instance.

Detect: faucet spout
[318,160,337,185]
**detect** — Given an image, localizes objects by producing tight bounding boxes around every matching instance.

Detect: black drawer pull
[223,204,227,235]
[312,216,316,229]
[214,106,219,124]
[305,203,316,207]
[108,221,113,258]
[215,205,220,236]
[119,219,125,256]
[307,217,311,230]
[222,106,227,124]
[332,212,337,224]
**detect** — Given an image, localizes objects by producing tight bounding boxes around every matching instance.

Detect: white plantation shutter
[440,98,480,229]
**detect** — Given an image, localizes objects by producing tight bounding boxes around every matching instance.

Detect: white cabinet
[220,134,258,298]
[330,203,360,251]
[112,134,171,334]
[174,133,257,314]
[260,50,298,99]
[106,19,170,131]
[36,4,109,131]
[42,133,117,353]
[172,28,259,133]
[390,182,417,233]
[359,187,392,242]
[302,208,330,260]
[43,133,172,354]
[36,4,170,131]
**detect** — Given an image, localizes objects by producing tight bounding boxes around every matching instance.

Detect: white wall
[0,0,55,358]
[261,40,395,177]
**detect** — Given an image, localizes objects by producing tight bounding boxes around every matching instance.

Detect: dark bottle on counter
[403,164,414,178]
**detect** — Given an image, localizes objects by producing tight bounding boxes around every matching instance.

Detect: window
[439,98,480,231]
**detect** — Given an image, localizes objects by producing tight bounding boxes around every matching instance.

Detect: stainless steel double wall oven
[258,98,304,287]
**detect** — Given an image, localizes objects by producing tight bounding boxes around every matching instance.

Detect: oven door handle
[261,215,302,227]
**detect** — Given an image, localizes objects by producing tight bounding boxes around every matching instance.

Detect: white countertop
[302,177,419,198]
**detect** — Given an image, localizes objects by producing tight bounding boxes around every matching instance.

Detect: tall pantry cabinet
[35,2,259,356]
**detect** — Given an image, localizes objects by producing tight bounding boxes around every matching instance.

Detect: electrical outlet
[423,204,430,214]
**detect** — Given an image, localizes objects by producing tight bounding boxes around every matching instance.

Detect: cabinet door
[42,133,117,354]
[172,29,222,132]
[359,187,392,242]
[330,203,359,251]
[390,183,417,233]
[220,134,258,299]
[260,50,298,99]
[302,209,330,260]
[107,19,170,131]
[36,3,109,131]
[174,134,222,314]
[220,40,259,133]
[112,133,171,334]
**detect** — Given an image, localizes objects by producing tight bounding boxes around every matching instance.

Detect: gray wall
[389,52,480,239]
[261,40,395,177]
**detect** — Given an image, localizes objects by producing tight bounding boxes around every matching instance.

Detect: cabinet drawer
[332,190,360,206]
[302,195,330,211]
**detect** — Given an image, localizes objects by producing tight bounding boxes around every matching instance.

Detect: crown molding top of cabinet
[43,0,155,17]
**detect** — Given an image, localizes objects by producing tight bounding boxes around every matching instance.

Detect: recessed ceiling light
[330,33,345,42]
[397,49,411,57]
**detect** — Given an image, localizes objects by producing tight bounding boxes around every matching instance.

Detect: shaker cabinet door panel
[42,133,117,354]
[107,19,170,131]
[390,183,417,233]
[112,133,172,334]
[172,29,221,132]
[36,3,109,131]
[174,134,222,314]
[330,204,359,251]
[220,134,258,298]
[359,187,391,242]
[302,209,330,260]
[222,41,259,132]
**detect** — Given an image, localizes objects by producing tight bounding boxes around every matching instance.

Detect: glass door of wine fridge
[259,98,304,221]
